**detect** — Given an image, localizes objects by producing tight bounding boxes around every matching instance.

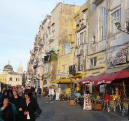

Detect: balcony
[93,0,104,6]
[88,40,106,55]
[38,41,44,47]
[49,35,55,43]
[34,45,39,51]
[33,59,39,68]
[49,38,54,43]
[44,55,50,63]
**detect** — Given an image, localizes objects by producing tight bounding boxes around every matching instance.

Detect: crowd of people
[0,86,41,121]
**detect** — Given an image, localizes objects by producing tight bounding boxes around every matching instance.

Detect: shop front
[56,78,75,101]
[75,69,129,115]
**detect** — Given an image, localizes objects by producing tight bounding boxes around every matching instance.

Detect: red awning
[76,76,95,84]
[76,69,129,85]
[81,76,95,84]
[77,73,115,85]
[93,73,116,85]
[114,69,129,79]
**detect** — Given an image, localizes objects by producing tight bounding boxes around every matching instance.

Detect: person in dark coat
[11,90,24,121]
[23,91,37,121]
[0,96,17,121]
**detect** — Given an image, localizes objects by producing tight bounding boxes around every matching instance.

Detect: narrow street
[37,97,128,121]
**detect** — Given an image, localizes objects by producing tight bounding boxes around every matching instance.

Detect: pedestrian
[55,88,61,101]
[30,87,37,100]
[17,88,24,98]
[0,96,17,121]
[0,87,7,106]
[8,88,13,99]
[23,90,37,121]
[49,87,54,102]
[128,105,129,120]
[11,90,24,121]
[37,87,42,97]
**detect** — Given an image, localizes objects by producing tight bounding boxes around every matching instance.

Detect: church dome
[3,64,13,72]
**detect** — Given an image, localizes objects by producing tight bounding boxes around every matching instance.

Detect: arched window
[10,77,12,81]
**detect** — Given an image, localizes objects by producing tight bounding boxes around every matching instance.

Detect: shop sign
[108,48,128,67]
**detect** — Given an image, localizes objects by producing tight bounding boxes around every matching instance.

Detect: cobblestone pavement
[36,97,128,121]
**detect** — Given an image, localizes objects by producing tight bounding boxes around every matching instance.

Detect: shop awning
[93,73,115,85]
[114,69,129,79]
[76,76,95,85]
[51,80,59,84]
[75,69,129,85]
[58,78,76,84]
[76,73,115,85]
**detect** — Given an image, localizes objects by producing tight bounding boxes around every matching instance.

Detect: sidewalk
[37,97,129,121]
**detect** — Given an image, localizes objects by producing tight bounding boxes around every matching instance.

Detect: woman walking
[23,90,37,121]
[11,90,24,121]
[0,96,17,121]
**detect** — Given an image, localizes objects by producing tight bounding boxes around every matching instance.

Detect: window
[84,31,86,43]
[52,23,55,35]
[78,56,83,71]
[45,63,49,73]
[78,57,81,71]
[80,32,84,44]
[111,9,121,34]
[92,35,96,43]
[83,10,88,20]
[100,7,108,40]
[9,77,12,81]
[64,43,70,54]
[90,57,97,67]
[76,19,80,26]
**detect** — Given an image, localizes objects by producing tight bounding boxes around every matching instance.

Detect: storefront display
[74,68,129,117]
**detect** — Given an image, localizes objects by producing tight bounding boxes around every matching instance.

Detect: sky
[0,0,86,72]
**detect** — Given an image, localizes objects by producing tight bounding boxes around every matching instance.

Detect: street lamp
[115,21,129,34]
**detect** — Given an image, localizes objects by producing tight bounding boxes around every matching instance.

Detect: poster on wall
[107,47,128,67]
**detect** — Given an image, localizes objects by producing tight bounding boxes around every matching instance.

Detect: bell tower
[17,62,23,73]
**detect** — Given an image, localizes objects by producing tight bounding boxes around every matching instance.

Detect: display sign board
[83,94,92,110]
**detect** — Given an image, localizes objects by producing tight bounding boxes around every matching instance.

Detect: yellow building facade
[0,64,22,87]
[0,74,7,84]
[56,5,80,82]
[73,1,90,78]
